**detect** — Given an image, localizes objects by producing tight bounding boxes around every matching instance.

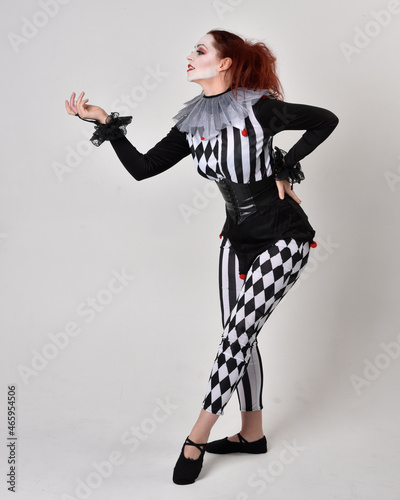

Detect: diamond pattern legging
[202,237,310,415]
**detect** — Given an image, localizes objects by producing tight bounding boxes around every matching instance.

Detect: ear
[219,57,232,72]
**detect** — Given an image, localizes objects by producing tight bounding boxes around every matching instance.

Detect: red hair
[207,29,284,100]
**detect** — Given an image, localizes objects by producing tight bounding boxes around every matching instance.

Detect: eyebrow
[195,44,207,49]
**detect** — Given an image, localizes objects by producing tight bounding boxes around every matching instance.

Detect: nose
[187,51,194,62]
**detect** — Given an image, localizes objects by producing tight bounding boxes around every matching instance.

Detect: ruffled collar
[173,88,271,139]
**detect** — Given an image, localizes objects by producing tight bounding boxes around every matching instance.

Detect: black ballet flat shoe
[173,436,207,485]
[206,433,267,455]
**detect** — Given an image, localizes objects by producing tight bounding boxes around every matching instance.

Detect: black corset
[216,176,277,224]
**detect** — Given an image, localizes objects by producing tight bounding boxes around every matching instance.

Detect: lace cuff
[273,147,305,187]
[76,112,132,147]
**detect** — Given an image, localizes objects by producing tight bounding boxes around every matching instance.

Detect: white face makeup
[186,34,222,83]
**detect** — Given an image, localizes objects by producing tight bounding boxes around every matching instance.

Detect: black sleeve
[253,98,339,167]
[109,125,191,181]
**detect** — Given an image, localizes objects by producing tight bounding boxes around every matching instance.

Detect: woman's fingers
[276,180,286,200]
[70,92,78,112]
[75,91,82,112]
[65,100,74,114]
[69,92,76,107]
[65,97,77,115]
[285,182,301,204]
[65,91,91,118]
[288,189,301,204]
[76,91,84,104]
[76,92,86,116]
[66,91,106,121]
[65,92,79,115]
[275,180,301,204]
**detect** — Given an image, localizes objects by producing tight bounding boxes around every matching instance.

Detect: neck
[198,78,230,97]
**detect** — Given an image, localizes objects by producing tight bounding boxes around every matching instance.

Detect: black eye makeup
[194,43,207,55]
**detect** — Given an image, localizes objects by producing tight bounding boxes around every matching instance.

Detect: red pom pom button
[201,136,205,140]
[219,234,222,239]
[310,241,317,248]
[242,129,248,137]
[239,274,246,280]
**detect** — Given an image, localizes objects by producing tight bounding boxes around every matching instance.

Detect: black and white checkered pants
[202,237,310,415]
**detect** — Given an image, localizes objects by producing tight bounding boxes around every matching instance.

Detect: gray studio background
[1,0,400,499]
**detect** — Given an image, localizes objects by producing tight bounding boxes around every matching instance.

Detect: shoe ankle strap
[185,436,207,452]
[237,433,249,444]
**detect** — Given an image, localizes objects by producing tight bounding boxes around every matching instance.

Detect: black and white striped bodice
[185,103,273,184]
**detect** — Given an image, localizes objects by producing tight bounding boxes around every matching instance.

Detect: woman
[65,29,338,485]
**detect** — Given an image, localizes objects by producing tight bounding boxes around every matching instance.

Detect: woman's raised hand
[65,91,109,124]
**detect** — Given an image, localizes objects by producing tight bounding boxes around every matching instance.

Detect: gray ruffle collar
[173,88,270,139]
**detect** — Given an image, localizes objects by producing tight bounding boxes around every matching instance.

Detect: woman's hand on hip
[65,91,109,124]
[276,179,301,204]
